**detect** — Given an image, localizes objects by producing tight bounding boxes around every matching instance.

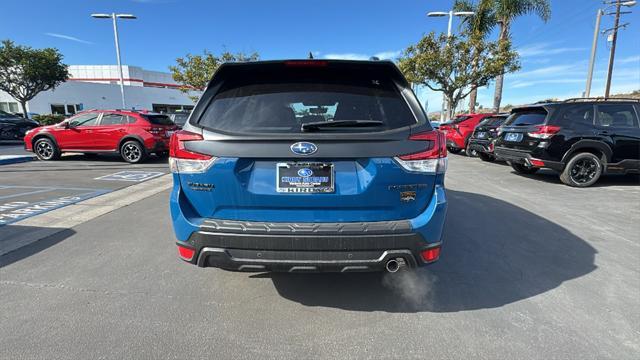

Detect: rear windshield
[142,114,174,126]
[451,116,471,124]
[171,114,189,126]
[197,70,416,134]
[481,116,507,127]
[505,110,547,126]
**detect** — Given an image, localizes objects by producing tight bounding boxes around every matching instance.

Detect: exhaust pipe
[385,258,406,273]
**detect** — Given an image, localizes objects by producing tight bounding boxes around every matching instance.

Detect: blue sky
[1,0,639,112]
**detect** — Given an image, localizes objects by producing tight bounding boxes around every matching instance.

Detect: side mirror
[63,121,70,129]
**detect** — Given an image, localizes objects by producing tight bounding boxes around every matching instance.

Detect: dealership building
[0,65,198,116]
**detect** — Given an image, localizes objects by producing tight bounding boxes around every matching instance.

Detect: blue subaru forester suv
[169,60,448,272]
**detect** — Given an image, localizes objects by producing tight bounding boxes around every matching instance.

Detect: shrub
[32,114,66,125]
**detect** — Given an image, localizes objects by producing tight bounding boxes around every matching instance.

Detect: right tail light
[395,130,448,174]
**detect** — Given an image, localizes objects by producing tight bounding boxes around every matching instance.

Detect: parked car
[494,98,640,187]
[169,59,448,272]
[438,113,495,154]
[24,110,177,163]
[167,112,190,129]
[467,114,509,161]
[0,110,39,140]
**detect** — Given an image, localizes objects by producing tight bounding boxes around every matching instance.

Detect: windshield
[0,110,17,119]
[506,110,547,126]
[198,72,416,134]
[142,114,174,126]
[481,116,508,127]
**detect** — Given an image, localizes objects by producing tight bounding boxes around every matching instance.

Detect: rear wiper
[301,120,384,132]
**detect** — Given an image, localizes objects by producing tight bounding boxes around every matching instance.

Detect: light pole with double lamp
[427,10,475,122]
[91,13,137,108]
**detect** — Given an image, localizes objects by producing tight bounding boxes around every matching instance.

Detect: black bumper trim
[199,218,412,235]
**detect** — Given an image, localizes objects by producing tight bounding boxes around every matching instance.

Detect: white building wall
[0,81,197,114]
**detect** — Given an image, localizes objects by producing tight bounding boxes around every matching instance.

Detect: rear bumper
[467,139,492,153]
[494,147,564,171]
[171,184,448,272]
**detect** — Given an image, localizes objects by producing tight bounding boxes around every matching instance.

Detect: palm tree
[492,0,551,112]
[454,0,497,113]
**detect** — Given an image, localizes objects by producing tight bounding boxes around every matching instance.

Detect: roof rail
[563,97,640,103]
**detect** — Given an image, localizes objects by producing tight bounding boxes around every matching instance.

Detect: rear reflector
[395,130,447,173]
[169,130,217,173]
[421,247,441,262]
[177,245,195,261]
[529,158,545,167]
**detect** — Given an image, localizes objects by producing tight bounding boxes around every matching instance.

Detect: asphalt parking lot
[1,154,639,359]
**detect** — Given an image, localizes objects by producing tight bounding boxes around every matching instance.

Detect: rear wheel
[465,144,478,157]
[478,152,495,162]
[560,152,602,187]
[510,162,539,175]
[448,147,462,154]
[120,140,147,164]
[33,138,60,161]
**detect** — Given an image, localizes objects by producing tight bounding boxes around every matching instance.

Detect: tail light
[146,127,164,134]
[168,130,216,173]
[528,125,561,139]
[395,130,448,174]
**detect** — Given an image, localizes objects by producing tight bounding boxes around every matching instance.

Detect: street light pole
[604,0,622,98]
[585,9,603,98]
[91,13,137,109]
[427,10,475,122]
[111,14,126,108]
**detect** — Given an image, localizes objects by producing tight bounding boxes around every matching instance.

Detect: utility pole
[585,9,603,98]
[604,0,622,98]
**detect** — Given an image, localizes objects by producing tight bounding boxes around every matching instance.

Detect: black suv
[494,98,640,187]
[467,114,509,161]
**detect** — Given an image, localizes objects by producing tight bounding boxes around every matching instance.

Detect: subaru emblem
[290,142,317,156]
[297,168,313,177]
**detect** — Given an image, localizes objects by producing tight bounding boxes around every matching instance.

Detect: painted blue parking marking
[95,171,164,182]
[0,187,110,226]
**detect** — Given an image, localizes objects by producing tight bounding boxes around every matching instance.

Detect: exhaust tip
[386,258,405,273]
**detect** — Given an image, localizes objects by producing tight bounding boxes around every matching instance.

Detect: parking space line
[0,188,57,200]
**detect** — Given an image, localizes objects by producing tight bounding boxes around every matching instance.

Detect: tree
[399,32,519,120]
[0,40,69,118]
[169,50,259,102]
[491,0,551,112]
[454,0,497,113]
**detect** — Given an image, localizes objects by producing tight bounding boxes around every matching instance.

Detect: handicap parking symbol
[95,171,165,182]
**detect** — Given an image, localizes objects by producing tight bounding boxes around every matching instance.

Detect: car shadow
[512,169,640,187]
[0,225,76,268]
[264,189,597,313]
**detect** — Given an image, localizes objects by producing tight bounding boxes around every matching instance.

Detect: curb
[0,155,36,165]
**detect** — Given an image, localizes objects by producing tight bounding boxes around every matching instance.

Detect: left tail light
[395,130,448,174]
[528,125,561,139]
[168,130,216,173]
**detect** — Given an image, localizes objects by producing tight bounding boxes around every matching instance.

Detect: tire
[33,137,61,161]
[120,140,147,164]
[478,152,495,162]
[465,144,478,157]
[559,152,602,187]
[448,147,462,154]
[510,162,539,175]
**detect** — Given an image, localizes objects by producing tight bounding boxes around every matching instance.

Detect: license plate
[504,132,523,142]
[476,131,487,139]
[277,163,334,193]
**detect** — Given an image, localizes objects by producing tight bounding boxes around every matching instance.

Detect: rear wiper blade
[301,120,384,132]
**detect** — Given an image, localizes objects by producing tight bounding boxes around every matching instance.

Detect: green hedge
[32,114,66,126]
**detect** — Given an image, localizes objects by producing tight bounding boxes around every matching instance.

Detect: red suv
[24,110,177,163]
[438,113,495,154]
